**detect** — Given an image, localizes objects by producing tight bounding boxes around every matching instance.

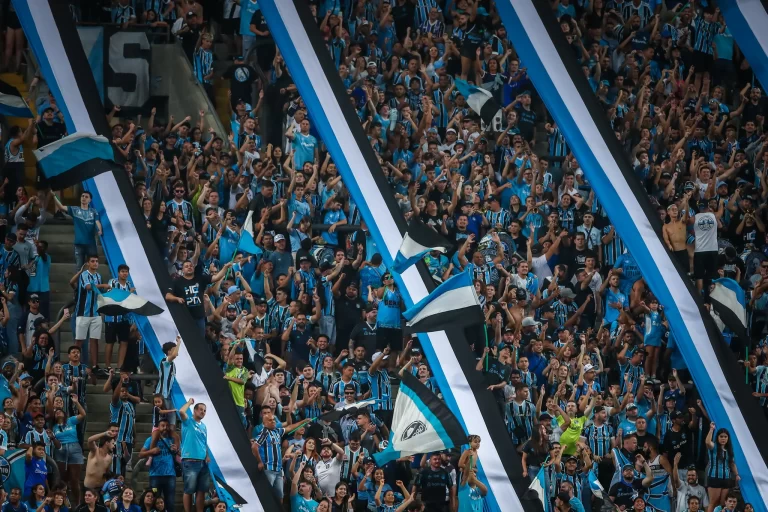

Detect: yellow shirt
[557,415,587,455]
[226,365,249,407]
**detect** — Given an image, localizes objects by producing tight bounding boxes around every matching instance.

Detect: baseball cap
[515,288,527,301]
[1,361,15,369]
[455,139,466,146]
[372,351,389,362]
[19,373,31,380]
[29,294,39,301]
[670,410,683,420]
[583,363,595,373]
[298,255,311,264]
[227,286,239,295]
[622,463,635,470]
[367,60,377,67]
[274,234,285,242]
[627,403,638,410]
[446,128,457,134]
[521,317,540,328]
[226,304,238,311]
[364,457,375,465]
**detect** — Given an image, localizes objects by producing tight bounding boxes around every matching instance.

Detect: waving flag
[96,288,163,317]
[454,78,502,131]
[33,132,114,190]
[238,209,264,256]
[0,80,32,117]
[710,277,748,342]
[318,398,380,423]
[373,372,467,466]
[392,221,452,274]
[528,467,552,512]
[587,469,604,499]
[403,271,483,332]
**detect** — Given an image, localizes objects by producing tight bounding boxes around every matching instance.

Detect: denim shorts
[182,459,211,494]
[54,442,84,464]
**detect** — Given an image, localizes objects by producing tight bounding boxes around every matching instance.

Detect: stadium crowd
[0,0,766,511]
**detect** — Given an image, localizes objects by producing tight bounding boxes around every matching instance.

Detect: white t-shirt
[694,212,718,252]
[316,456,342,496]
[676,481,708,511]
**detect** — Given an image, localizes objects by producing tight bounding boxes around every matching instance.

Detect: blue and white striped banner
[494,0,768,507]
[719,0,768,90]
[257,1,531,511]
[13,2,276,510]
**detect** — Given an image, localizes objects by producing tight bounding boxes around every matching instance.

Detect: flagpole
[484,325,489,371]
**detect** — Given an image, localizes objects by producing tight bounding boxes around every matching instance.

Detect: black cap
[515,288,527,301]
[670,410,683,420]
[298,255,310,264]
[364,457,375,465]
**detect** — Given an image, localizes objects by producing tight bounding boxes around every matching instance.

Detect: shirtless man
[84,424,118,490]
[663,196,690,272]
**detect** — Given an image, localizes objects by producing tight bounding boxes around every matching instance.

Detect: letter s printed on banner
[106,30,151,111]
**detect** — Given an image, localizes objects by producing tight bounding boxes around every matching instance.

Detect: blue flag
[96,287,163,317]
[528,467,552,512]
[33,133,114,190]
[392,221,452,274]
[238,210,264,257]
[403,272,482,333]
[710,277,748,341]
[454,79,502,130]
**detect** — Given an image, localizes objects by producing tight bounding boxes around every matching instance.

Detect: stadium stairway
[42,221,184,504]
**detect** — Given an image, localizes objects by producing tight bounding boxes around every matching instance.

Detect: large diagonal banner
[719,0,768,90]
[494,0,768,507]
[257,1,529,510]
[13,2,278,510]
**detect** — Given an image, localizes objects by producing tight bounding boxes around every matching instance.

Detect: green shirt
[557,415,587,455]
[226,365,249,406]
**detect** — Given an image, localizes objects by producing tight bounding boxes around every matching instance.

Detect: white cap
[274,234,285,242]
[583,363,595,373]
[372,351,389,362]
[521,317,540,328]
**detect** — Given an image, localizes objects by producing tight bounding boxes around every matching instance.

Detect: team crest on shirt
[697,216,715,231]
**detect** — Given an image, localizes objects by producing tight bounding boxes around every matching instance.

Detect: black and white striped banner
[494,0,768,506]
[257,1,532,510]
[13,2,278,510]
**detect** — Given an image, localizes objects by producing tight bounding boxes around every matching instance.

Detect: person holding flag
[459,465,488,512]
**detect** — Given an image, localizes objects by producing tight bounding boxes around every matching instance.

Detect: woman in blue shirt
[705,423,739,511]
[52,395,86,505]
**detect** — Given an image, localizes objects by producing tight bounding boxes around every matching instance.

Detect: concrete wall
[150,44,227,136]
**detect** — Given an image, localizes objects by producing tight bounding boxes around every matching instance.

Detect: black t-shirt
[417,467,451,505]
[563,247,597,277]
[170,274,212,319]
[179,24,202,61]
[223,64,258,104]
[36,121,66,148]
[662,426,692,467]
[249,11,271,42]
[349,322,378,356]
[608,478,645,508]
[334,296,365,348]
